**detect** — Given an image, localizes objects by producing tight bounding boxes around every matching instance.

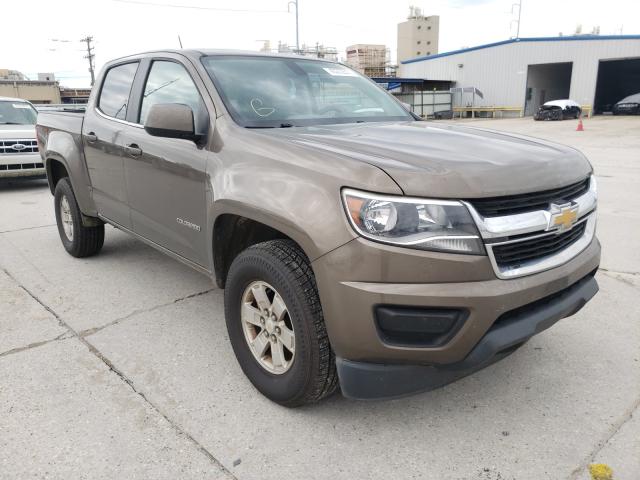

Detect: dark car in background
[534,100,582,121]
[613,93,640,115]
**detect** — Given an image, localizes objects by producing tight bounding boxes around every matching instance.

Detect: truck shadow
[0,177,48,191]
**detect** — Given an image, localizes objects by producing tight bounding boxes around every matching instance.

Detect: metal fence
[392,91,452,118]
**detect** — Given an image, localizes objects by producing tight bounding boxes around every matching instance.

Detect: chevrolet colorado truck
[1,97,44,178]
[36,50,600,406]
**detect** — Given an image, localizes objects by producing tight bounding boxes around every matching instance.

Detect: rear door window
[98,62,139,120]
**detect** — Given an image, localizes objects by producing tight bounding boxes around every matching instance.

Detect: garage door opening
[594,58,640,114]
[524,62,573,116]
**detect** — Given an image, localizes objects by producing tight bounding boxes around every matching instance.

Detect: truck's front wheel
[224,240,338,407]
[54,178,104,258]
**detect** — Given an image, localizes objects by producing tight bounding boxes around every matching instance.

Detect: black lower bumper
[337,272,599,400]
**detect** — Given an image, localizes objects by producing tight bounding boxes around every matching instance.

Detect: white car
[0,97,44,178]
[533,99,582,121]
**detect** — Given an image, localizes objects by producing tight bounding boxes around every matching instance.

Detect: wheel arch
[45,156,70,194]
[212,212,308,289]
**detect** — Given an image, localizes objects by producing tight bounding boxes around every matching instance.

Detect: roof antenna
[178,35,183,49]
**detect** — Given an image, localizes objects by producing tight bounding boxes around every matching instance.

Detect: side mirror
[144,103,199,141]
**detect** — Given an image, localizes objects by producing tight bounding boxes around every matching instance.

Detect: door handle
[124,143,143,158]
[85,132,98,143]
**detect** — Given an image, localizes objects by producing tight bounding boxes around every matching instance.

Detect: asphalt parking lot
[1,116,638,480]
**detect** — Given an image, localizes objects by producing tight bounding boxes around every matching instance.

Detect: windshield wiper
[245,123,297,129]
[0,122,24,125]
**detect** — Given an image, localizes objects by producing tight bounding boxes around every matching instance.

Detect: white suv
[0,97,44,179]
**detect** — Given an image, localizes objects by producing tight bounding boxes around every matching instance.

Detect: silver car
[0,97,44,178]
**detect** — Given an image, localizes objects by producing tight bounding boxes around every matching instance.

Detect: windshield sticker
[322,67,358,77]
[250,98,276,117]
[12,104,32,109]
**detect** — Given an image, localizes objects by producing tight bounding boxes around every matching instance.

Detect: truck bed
[37,110,85,136]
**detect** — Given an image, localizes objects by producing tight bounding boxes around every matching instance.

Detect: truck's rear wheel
[224,240,338,407]
[54,178,104,257]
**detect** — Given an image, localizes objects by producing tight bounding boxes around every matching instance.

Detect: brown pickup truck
[36,50,600,406]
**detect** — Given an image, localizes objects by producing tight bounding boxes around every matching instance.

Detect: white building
[399,35,640,115]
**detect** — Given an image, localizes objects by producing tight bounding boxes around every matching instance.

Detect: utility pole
[511,0,522,38]
[287,0,299,53]
[81,36,96,86]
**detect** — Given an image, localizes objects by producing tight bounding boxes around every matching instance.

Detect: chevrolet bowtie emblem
[548,203,579,232]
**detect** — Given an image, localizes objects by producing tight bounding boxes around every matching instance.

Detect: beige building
[0,80,61,104]
[345,44,388,77]
[0,69,61,104]
[397,6,439,64]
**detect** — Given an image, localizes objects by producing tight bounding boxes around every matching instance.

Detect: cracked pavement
[1,117,638,479]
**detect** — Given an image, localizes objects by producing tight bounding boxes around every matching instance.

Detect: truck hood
[263,121,592,198]
[0,124,36,140]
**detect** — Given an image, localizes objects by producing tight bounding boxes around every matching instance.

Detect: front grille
[469,177,590,217]
[0,139,39,154]
[492,221,587,268]
[0,162,44,171]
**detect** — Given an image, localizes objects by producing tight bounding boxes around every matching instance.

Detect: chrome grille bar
[465,176,597,279]
[0,139,39,154]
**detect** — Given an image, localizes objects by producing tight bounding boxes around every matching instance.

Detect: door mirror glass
[144,103,198,141]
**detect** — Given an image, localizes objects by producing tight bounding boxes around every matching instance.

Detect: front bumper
[312,235,600,398]
[0,153,45,178]
[336,270,598,399]
[534,110,563,120]
[613,105,640,115]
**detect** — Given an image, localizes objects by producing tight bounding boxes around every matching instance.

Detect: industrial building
[59,87,92,104]
[260,41,339,61]
[345,44,390,77]
[399,35,640,115]
[397,7,439,64]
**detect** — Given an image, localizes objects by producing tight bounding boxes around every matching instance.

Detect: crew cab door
[121,58,210,266]
[82,61,141,229]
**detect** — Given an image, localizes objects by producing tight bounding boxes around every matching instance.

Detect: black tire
[54,177,104,258]
[224,239,338,407]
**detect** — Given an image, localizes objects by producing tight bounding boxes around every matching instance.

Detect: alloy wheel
[241,281,295,374]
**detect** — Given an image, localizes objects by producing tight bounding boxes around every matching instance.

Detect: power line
[110,0,286,13]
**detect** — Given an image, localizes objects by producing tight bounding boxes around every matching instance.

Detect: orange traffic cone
[576,118,584,131]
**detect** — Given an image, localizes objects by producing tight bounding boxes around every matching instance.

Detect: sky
[1,0,639,87]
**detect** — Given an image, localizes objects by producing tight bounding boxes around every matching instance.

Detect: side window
[139,61,204,126]
[98,62,139,120]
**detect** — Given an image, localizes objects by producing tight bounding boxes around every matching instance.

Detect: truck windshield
[201,55,413,127]
[0,101,38,125]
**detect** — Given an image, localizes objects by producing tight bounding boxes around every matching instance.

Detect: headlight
[342,188,485,254]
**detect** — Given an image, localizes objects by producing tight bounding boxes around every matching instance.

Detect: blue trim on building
[370,77,424,83]
[401,35,640,64]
